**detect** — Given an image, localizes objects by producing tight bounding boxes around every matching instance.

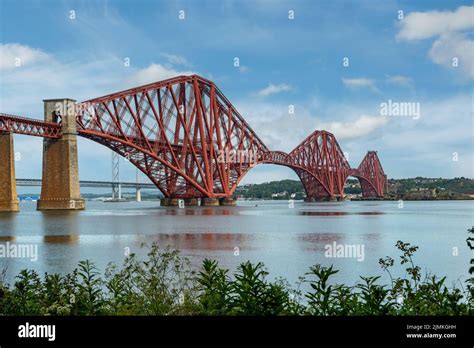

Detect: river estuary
[0,200,472,288]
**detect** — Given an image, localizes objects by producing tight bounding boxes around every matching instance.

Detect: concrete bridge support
[160,198,199,207]
[219,197,236,206]
[304,196,341,202]
[160,196,236,206]
[0,132,20,212]
[184,198,199,206]
[37,99,85,210]
[160,198,180,206]
[201,198,220,206]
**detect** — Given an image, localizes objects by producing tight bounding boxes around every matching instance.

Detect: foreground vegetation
[1,232,473,316]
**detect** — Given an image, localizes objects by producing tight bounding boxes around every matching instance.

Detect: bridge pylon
[37,99,85,210]
[0,132,20,212]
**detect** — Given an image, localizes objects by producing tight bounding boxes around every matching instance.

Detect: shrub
[0,232,472,316]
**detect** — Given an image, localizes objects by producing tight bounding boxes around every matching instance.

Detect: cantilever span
[0,74,387,208]
[259,131,386,200]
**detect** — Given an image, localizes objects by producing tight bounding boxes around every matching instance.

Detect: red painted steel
[349,151,387,198]
[0,75,387,199]
[75,75,268,198]
[0,113,61,138]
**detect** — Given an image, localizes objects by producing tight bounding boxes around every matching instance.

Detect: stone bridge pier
[37,99,85,210]
[160,196,236,207]
[0,132,20,212]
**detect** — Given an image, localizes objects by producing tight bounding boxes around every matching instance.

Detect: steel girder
[260,131,352,199]
[288,130,351,199]
[0,75,387,199]
[349,151,387,198]
[75,75,268,198]
[0,113,61,138]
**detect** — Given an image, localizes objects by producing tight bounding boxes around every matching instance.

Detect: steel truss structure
[0,75,387,199]
[0,113,61,138]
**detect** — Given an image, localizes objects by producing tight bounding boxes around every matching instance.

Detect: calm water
[0,200,472,287]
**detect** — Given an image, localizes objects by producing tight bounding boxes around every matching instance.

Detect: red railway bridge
[0,75,386,210]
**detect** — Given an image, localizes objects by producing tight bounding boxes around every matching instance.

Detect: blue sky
[0,0,473,187]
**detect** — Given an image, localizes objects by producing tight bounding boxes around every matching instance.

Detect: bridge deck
[16,179,157,189]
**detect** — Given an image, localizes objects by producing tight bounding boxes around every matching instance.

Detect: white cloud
[236,100,389,153]
[239,165,299,185]
[396,6,474,80]
[161,53,191,67]
[3,40,471,183]
[342,78,378,92]
[235,101,315,151]
[0,51,125,115]
[234,101,393,183]
[386,75,414,88]
[257,83,292,97]
[429,33,474,79]
[0,43,197,183]
[238,94,473,180]
[396,6,474,41]
[239,65,249,73]
[0,43,50,71]
[127,63,195,86]
[316,115,388,140]
[331,93,473,178]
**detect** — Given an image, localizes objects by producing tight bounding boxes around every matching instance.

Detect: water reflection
[139,232,251,251]
[0,236,16,241]
[362,233,381,241]
[0,200,470,287]
[297,233,344,251]
[162,208,237,216]
[43,235,80,244]
[300,211,384,216]
[40,211,79,236]
[0,213,17,235]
